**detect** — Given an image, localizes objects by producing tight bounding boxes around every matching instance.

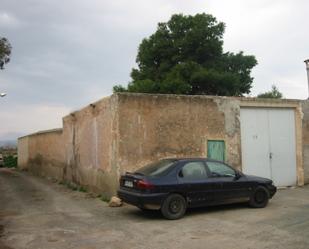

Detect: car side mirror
[234,172,241,180]
[179,170,184,178]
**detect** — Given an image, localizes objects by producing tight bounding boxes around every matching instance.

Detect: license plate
[124,180,133,188]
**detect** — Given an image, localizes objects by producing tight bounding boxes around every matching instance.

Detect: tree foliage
[257,85,283,99]
[0,37,12,70]
[113,13,257,96]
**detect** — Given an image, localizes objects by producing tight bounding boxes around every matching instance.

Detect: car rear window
[135,159,176,177]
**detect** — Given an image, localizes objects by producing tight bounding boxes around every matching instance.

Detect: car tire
[161,194,187,220]
[249,186,270,208]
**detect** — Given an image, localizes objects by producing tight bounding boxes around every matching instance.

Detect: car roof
[162,157,224,163]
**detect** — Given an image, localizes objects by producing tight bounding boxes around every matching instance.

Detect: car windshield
[135,159,176,177]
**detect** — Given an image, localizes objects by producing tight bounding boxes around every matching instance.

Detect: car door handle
[269,152,273,159]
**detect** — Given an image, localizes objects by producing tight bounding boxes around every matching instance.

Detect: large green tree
[114,13,257,96]
[0,37,12,70]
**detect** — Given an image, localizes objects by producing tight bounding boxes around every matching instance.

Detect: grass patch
[2,155,17,168]
[99,194,110,203]
[59,180,87,193]
[78,186,87,192]
[66,182,78,191]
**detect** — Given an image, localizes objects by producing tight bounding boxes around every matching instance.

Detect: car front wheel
[161,194,187,220]
[249,186,270,208]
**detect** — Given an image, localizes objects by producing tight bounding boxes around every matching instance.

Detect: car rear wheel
[249,186,269,208]
[161,194,187,220]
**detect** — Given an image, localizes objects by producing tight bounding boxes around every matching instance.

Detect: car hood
[245,174,273,184]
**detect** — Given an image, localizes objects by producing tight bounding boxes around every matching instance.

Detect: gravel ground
[0,167,309,249]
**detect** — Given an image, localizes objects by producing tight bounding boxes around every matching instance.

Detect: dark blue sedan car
[118,158,277,219]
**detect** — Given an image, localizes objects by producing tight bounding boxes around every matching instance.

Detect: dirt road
[1,168,309,249]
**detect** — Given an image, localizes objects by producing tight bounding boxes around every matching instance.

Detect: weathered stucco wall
[18,93,307,196]
[61,95,119,196]
[302,100,309,184]
[18,129,65,179]
[117,93,242,173]
[18,95,119,196]
[116,93,304,186]
[17,136,29,170]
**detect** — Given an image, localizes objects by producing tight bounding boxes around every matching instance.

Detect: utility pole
[305,59,309,99]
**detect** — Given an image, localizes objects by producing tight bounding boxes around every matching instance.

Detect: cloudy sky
[0,0,308,140]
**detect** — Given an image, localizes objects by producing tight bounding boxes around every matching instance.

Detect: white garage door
[240,108,297,187]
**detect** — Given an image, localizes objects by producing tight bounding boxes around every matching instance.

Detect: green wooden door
[207,140,225,161]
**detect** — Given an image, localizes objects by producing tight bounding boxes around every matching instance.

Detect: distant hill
[0,140,17,148]
[0,132,24,148]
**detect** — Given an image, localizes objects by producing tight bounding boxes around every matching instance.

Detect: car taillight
[136,180,154,190]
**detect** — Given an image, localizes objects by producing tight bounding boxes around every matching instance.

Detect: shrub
[4,155,17,168]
